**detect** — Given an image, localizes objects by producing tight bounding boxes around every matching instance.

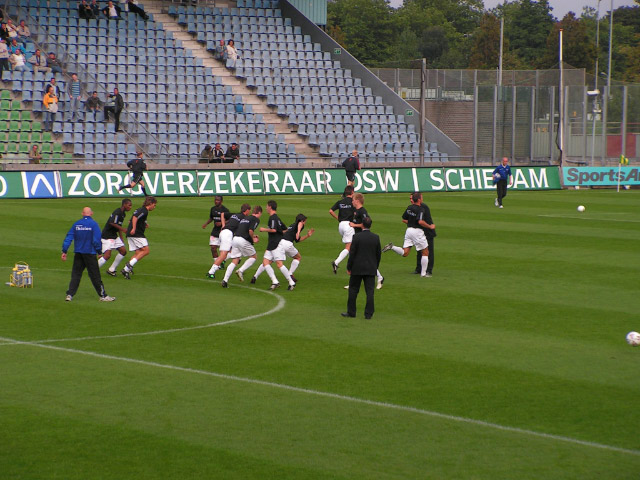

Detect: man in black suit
[343,216,381,320]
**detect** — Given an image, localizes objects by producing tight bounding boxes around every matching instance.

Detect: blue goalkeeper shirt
[492,164,512,183]
[62,216,102,254]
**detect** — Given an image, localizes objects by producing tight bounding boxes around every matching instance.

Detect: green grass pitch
[1,189,639,479]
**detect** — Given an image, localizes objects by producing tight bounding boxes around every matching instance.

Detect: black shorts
[346,172,355,182]
[131,173,143,184]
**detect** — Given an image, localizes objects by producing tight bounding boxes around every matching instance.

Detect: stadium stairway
[143,0,317,162]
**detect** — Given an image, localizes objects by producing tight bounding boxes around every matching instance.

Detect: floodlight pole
[419,58,426,166]
[607,0,613,92]
[591,0,601,165]
[498,17,504,87]
[559,29,565,164]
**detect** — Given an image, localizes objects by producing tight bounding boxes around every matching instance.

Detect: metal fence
[373,68,639,165]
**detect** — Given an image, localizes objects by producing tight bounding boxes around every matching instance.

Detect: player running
[206,204,250,279]
[350,193,384,290]
[382,192,435,277]
[201,195,229,262]
[119,151,148,196]
[329,185,354,275]
[251,200,288,290]
[221,205,263,288]
[121,196,157,279]
[98,198,132,276]
[273,213,314,290]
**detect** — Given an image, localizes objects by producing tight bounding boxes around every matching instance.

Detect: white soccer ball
[577,205,585,212]
[626,331,640,347]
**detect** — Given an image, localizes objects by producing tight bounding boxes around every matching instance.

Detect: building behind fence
[372,67,639,165]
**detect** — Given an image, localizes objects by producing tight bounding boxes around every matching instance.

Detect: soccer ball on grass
[577,205,586,212]
[626,331,640,347]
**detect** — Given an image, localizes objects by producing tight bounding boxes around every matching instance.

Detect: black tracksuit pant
[67,253,106,297]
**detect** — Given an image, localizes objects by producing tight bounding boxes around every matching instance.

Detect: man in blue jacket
[61,206,115,302]
[493,157,512,208]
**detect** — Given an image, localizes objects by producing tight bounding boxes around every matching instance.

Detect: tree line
[326,0,640,82]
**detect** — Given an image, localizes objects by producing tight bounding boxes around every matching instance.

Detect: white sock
[109,253,125,271]
[421,256,429,275]
[376,269,383,281]
[391,246,404,255]
[279,265,294,286]
[289,259,300,275]
[238,257,256,273]
[98,257,107,268]
[129,258,138,267]
[335,249,349,265]
[254,263,265,279]
[223,262,236,282]
[265,264,278,284]
[208,263,219,275]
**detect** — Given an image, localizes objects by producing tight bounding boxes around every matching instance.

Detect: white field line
[538,214,640,223]
[1,335,638,458]
[0,270,285,344]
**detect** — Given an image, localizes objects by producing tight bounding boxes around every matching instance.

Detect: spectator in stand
[200,145,213,164]
[28,48,50,74]
[225,143,239,163]
[17,20,32,44]
[90,0,101,17]
[8,39,25,55]
[214,40,225,61]
[47,52,63,74]
[0,39,10,77]
[43,85,58,131]
[9,49,26,71]
[104,87,124,131]
[213,143,224,163]
[127,0,149,20]
[85,91,103,118]
[5,19,18,42]
[29,145,42,164]
[0,23,10,44]
[78,0,95,19]
[102,0,122,20]
[66,73,83,122]
[226,39,238,68]
[45,77,60,97]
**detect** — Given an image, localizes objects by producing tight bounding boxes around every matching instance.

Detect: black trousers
[347,274,375,317]
[67,253,106,297]
[416,236,434,274]
[104,106,121,130]
[128,3,149,19]
[496,179,508,206]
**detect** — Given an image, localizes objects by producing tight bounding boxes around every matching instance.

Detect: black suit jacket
[347,229,381,276]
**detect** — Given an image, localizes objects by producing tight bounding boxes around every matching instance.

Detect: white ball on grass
[577,205,585,212]
[626,331,640,347]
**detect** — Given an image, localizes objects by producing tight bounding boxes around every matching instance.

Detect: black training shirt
[283,220,304,243]
[266,214,286,251]
[331,196,354,222]
[235,215,260,243]
[402,204,424,228]
[209,204,230,237]
[102,207,126,240]
[126,206,149,238]
[352,206,368,233]
[222,213,244,233]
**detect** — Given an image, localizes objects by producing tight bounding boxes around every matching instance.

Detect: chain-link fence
[373,68,639,165]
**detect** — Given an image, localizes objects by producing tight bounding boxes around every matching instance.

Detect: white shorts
[209,235,221,247]
[402,228,428,251]
[101,237,125,253]
[127,236,149,251]
[263,249,276,262]
[229,236,256,259]
[338,220,354,244]
[219,229,233,252]
[273,239,299,262]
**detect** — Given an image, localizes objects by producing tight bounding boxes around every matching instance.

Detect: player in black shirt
[350,193,384,290]
[413,193,436,277]
[251,200,288,290]
[118,151,148,196]
[382,192,434,277]
[121,196,157,279]
[221,205,262,288]
[206,204,250,279]
[201,195,230,261]
[329,185,354,275]
[273,213,315,289]
[98,198,132,276]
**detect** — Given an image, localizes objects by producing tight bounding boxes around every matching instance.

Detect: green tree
[469,13,501,68]
[326,0,396,66]
[540,12,597,70]
[389,27,421,68]
[501,0,554,68]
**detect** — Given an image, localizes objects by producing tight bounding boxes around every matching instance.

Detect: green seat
[8,132,18,143]
[41,143,52,154]
[0,120,7,130]
[40,156,51,164]
[42,131,52,142]
[31,121,42,133]
[19,144,29,155]
[31,131,41,143]
[63,155,74,164]
[0,142,6,154]
[9,121,20,132]
[0,99,10,110]
[1,90,11,100]
[19,132,30,143]
[0,132,6,142]
[11,100,21,110]
[20,121,31,132]
[20,111,30,121]
[7,143,18,154]
[0,111,8,122]
[53,143,63,154]
[10,110,20,121]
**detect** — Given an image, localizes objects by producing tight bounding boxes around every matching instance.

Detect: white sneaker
[236,270,244,282]
[499,205,504,209]
[99,295,116,302]
[382,243,393,253]
[343,285,349,290]
[376,276,384,290]
[65,294,73,302]
[494,198,499,207]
